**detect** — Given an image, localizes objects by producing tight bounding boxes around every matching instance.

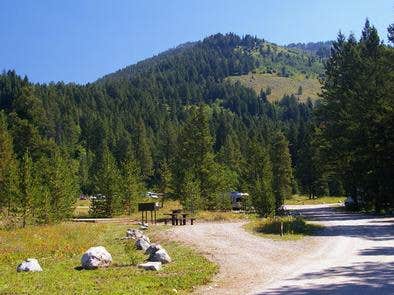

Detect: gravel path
[167,205,394,294]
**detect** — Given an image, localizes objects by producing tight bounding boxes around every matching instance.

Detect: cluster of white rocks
[126,228,172,271]
[16,227,171,273]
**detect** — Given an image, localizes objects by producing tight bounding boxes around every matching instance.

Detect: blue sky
[1,0,393,84]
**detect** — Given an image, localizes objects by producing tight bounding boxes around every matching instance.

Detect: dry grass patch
[227,72,321,102]
[285,195,345,205]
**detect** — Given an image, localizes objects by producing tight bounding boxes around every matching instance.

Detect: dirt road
[168,205,394,294]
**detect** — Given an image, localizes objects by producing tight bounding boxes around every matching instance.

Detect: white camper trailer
[230,191,249,210]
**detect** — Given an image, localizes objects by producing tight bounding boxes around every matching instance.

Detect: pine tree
[0,112,20,216]
[19,151,38,227]
[47,150,79,222]
[175,105,231,210]
[271,131,293,210]
[180,171,201,213]
[388,24,394,44]
[135,119,153,180]
[245,141,275,216]
[317,20,393,210]
[158,159,173,207]
[297,124,327,198]
[217,132,243,183]
[92,144,122,217]
[297,85,303,95]
[121,149,144,215]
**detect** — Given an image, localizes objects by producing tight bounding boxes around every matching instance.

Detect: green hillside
[226,41,325,101]
[227,73,321,102]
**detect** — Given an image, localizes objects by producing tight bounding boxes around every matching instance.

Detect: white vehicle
[146,191,159,199]
[345,195,365,207]
[344,196,355,207]
[230,192,249,210]
[90,194,106,201]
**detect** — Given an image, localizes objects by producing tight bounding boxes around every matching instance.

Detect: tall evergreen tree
[92,144,122,217]
[245,141,275,216]
[158,159,173,208]
[180,170,201,213]
[317,20,394,210]
[34,150,79,223]
[271,131,293,210]
[121,149,144,215]
[0,112,20,216]
[135,118,153,180]
[19,151,38,227]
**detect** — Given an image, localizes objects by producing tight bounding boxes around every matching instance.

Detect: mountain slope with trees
[0,22,392,228]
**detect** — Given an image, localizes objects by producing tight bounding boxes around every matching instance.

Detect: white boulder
[81,246,112,269]
[138,261,162,271]
[149,249,172,264]
[126,229,150,242]
[126,228,143,239]
[145,243,163,256]
[135,237,151,251]
[16,258,43,272]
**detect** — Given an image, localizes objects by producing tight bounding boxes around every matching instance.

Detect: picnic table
[163,211,195,225]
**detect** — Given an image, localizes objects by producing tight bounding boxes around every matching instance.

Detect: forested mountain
[102,34,326,102]
[0,22,393,228]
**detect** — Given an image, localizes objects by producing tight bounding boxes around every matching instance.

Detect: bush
[259,216,308,235]
[247,216,320,237]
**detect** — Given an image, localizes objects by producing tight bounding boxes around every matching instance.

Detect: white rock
[149,249,172,264]
[145,243,163,255]
[138,261,162,271]
[126,228,150,242]
[81,246,112,269]
[140,225,148,231]
[16,258,43,272]
[127,229,143,238]
[135,237,151,251]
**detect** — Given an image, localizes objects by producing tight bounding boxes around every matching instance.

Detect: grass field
[244,216,323,241]
[0,222,217,294]
[227,72,321,102]
[284,195,345,205]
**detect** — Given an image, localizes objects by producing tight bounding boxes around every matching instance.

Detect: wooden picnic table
[163,212,194,225]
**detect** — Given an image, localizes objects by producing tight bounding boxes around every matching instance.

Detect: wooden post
[280,222,284,236]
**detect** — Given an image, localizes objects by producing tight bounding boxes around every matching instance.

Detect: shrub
[248,216,320,237]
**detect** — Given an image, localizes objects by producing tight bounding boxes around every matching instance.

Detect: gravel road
[167,205,394,294]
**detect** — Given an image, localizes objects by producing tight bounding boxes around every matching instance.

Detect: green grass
[0,222,217,294]
[284,195,346,205]
[244,216,323,241]
[226,72,321,102]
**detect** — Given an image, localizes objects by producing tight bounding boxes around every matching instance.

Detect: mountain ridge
[98,33,330,101]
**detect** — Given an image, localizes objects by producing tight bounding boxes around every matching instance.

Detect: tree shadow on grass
[259,261,394,295]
